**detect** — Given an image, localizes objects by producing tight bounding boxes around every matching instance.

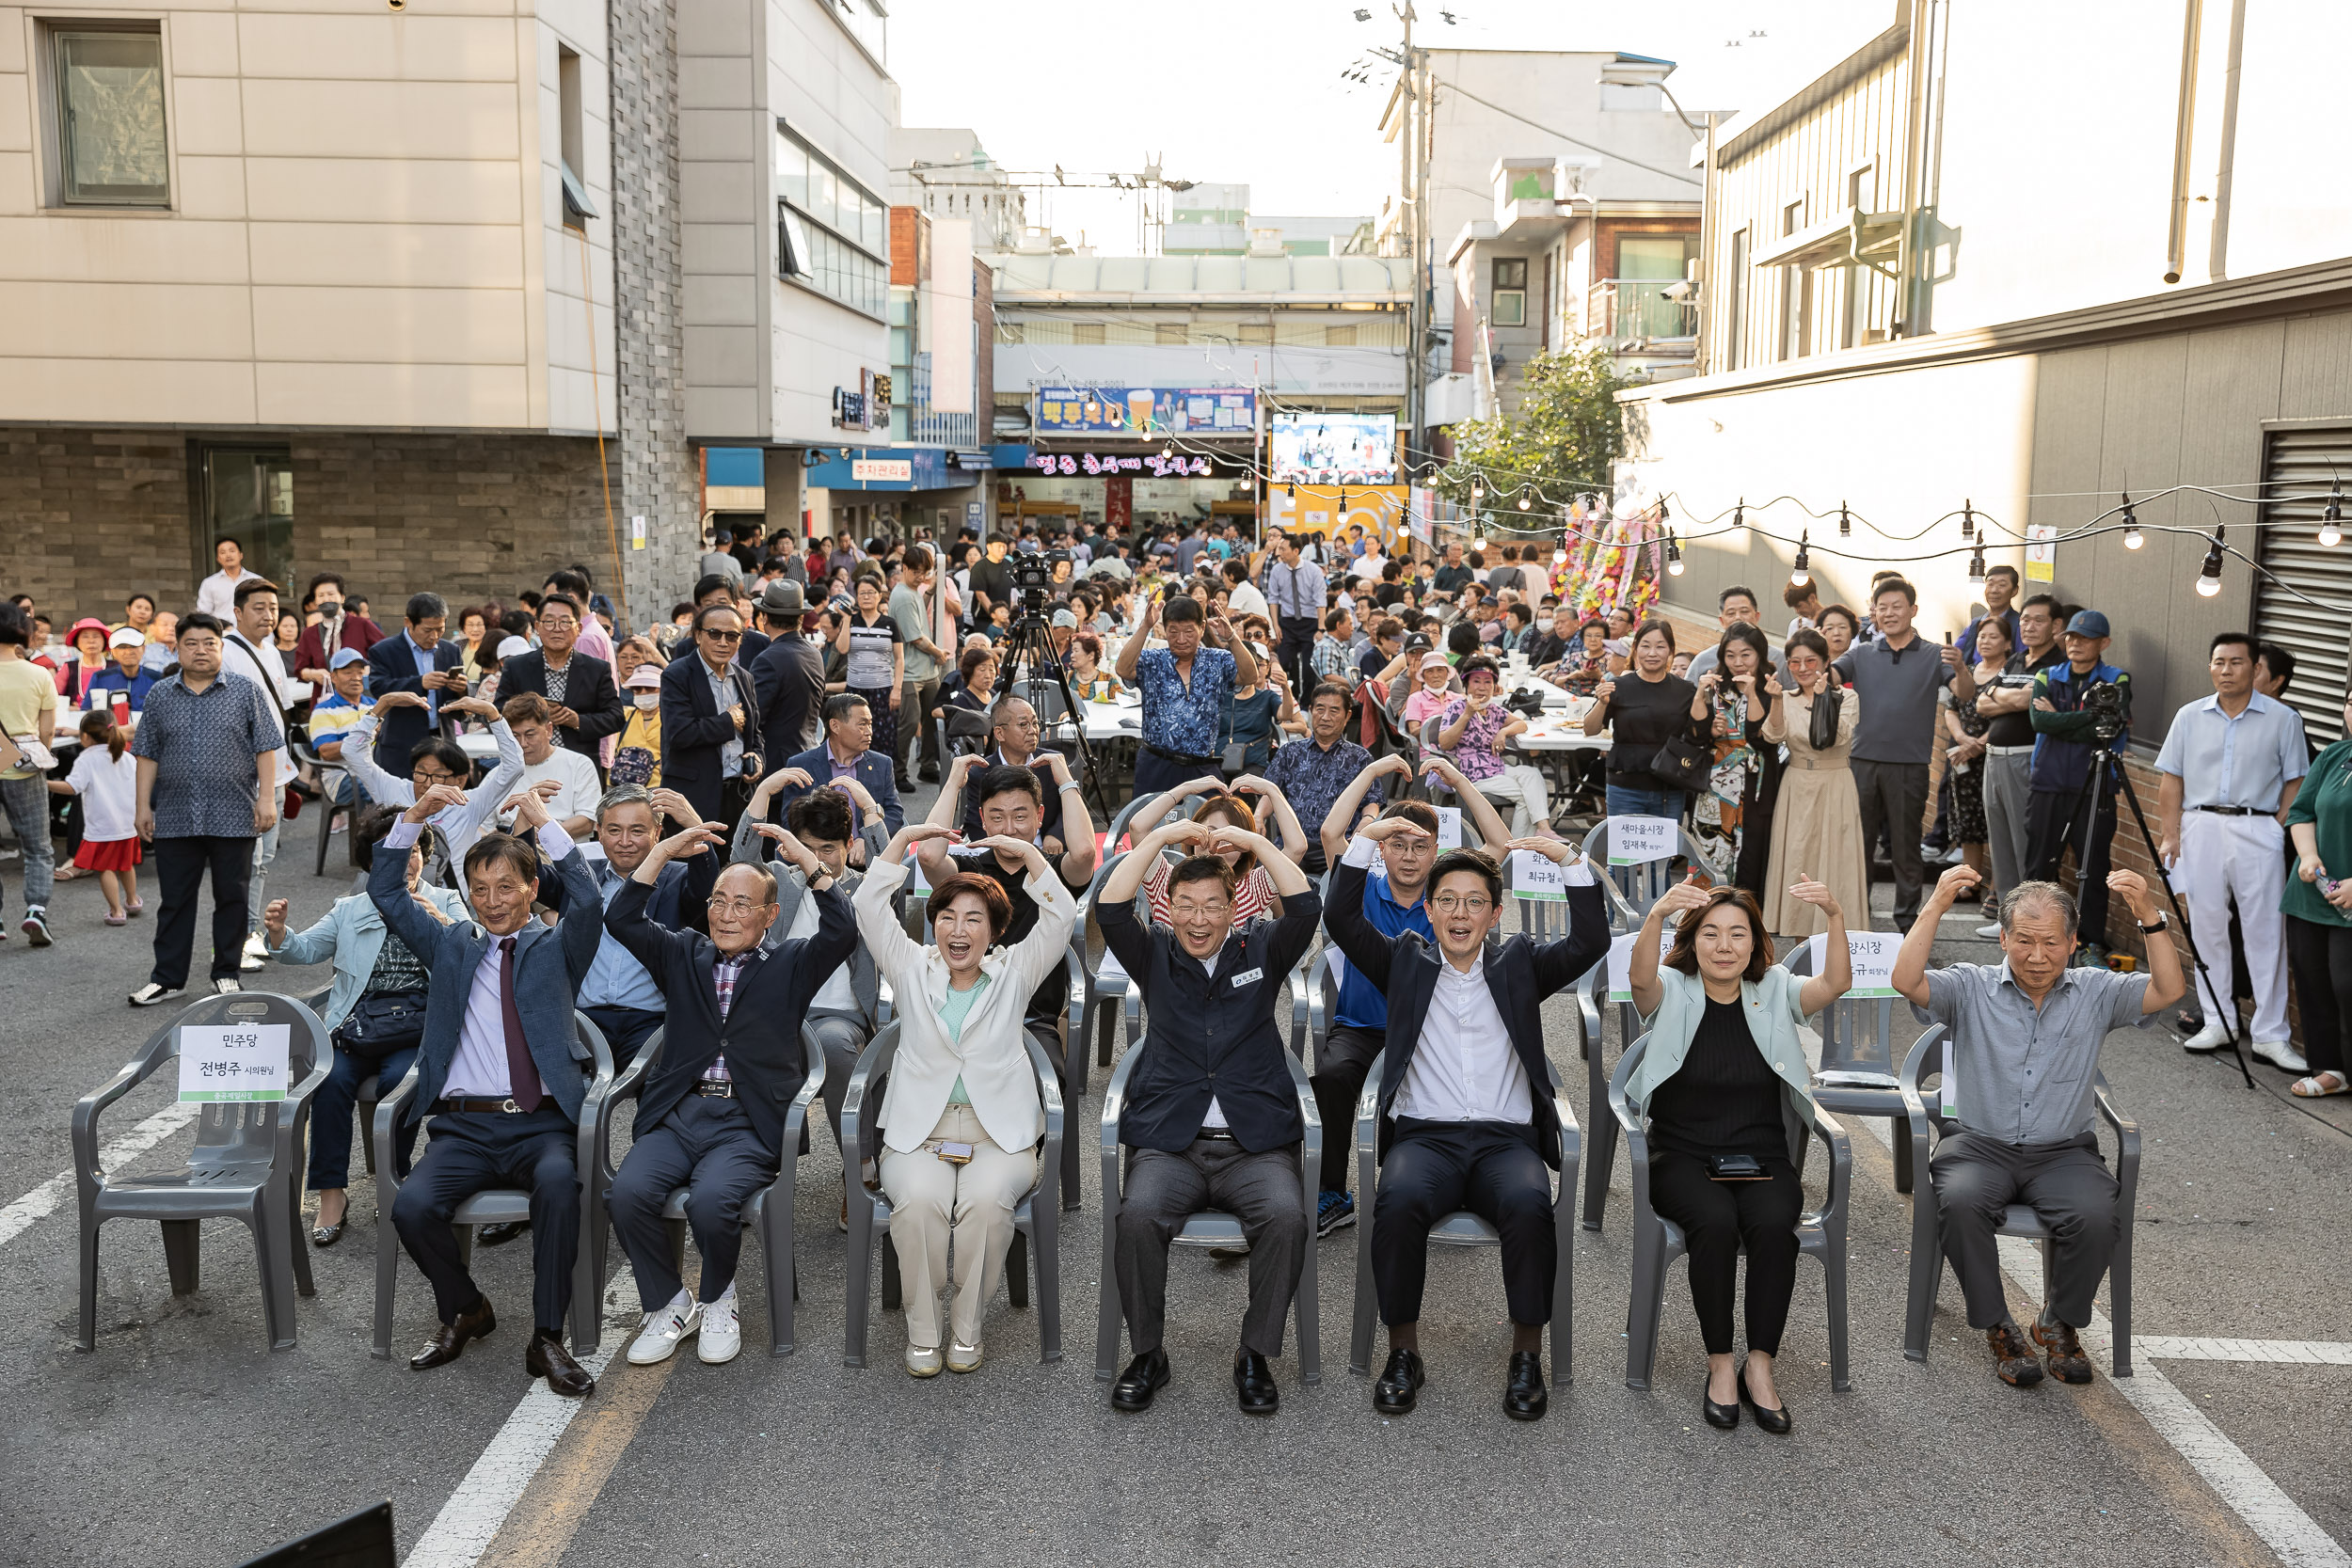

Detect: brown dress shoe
[2032,1315,2095,1384]
[527,1331,596,1398]
[410,1297,496,1370]
[1988,1321,2045,1387]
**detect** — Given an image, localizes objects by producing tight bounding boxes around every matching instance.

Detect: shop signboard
[1270,412,1398,485]
[1030,451,1223,478]
[1035,387,1257,436]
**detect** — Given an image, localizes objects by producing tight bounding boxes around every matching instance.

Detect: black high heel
[1702,1386,1740,1429]
[1739,1360,1792,1435]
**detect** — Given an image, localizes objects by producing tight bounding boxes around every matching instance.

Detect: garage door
[2253,425,2352,746]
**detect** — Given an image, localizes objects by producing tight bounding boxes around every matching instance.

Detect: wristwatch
[2137,912,2168,933]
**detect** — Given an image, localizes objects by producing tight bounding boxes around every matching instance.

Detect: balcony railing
[1587,278,1696,347]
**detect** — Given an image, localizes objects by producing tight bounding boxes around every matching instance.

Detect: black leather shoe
[310,1216,346,1248]
[476,1220,529,1247]
[1374,1347,1425,1415]
[1738,1361,1792,1434]
[1988,1320,2046,1387]
[410,1296,496,1370]
[527,1330,596,1397]
[1111,1348,1170,1412]
[1703,1386,1740,1429]
[1502,1350,1548,1421]
[1233,1348,1279,1416]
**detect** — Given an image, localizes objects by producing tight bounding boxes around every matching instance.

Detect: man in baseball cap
[2023,606,2132,953]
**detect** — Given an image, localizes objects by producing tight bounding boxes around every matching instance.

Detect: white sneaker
[243,932,269,960]
[904,1342,943,1377]
[2181,1021,2232,1053]
[2253,1039,2310,1073]
[1974,923,2002,940]
[626,1293,701,1365]
[213,976,244,995]
[696,1292,741,1364]
[128,982,184,1007]
[946,1339,983,1373]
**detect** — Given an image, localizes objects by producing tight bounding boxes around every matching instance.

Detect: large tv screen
[1270,413,1398,485]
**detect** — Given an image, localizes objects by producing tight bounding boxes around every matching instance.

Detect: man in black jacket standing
[1096,817,1320,1416]
[496,594,624,770]
[602,818,855,1367]
[1323,824,1608,1421]
[751,580,824,758]
[659,604,765,828]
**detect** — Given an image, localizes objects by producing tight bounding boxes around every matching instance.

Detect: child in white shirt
[48,709,141,923]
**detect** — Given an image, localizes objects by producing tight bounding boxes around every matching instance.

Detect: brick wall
[606,0,699,624]
[0,428,193,619]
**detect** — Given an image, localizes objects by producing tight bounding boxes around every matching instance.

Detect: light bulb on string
[2121,493,2143,549]
[1517,491,1532,511]
[1837,501,1851,538]
[2194,528,2226,598]
[1732,498,1745,530]
[1959,501,1976,543]
[2322,483,2344,548]
[1788,532,1811,590]
[1665,532,1685,577]
[1160,442,1173,461]
[1966,544,1987,583]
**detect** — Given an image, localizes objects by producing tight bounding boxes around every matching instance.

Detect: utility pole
[1398,2,1422,482]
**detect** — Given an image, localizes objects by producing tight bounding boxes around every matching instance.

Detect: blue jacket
[267,880,469,1030]
[369,824,605,1125]
[365,632,465,772]
[771,741,904,836]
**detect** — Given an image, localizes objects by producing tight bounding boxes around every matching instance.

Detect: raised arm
[1786,874,1852,1016]
[1322,832,1403,991]
[1423,754,1511,851]
[1894,863,1977,1006]
[1582,675,1615,737]
[1114,596,1159,682]
[1038,750,1097,885]
[342,703,419,808]
[1101,819,1210,905]
[1629,879,1707,1018]
[1229,774,1310,865]
[851,851,929,983]
[1321,753,1411,863]
[915,752,982,879]
[370,784,470,960]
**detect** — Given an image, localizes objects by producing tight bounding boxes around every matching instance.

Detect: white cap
[495,636,532,659]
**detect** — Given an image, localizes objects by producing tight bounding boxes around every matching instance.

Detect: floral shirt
[1438,697,1510,782]
[1132,644,1235,759]
[1263,735,1378,846]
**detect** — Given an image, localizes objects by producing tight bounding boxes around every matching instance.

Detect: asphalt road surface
[2,797,2346,1568]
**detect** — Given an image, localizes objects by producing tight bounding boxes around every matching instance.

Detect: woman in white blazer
[855,823,1078,1376]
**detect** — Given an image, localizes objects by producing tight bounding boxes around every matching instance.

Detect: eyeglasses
[411,769,460,785]
[701,629,742,641]
[1428,894,1493,914]
[708,895,771,917]
[1001,715,1041,731]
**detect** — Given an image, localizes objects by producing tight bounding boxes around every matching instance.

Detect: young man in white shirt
[500,693,604,840]
[223,576,297,968]
[194,536,252,621]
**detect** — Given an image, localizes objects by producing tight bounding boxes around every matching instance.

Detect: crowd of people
[3,504,2341,1417]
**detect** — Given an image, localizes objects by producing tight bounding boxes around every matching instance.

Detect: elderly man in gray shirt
[1894,862,2183,1388]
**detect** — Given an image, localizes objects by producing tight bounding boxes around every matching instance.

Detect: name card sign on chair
[178,1023,292,1102]
[1436,806,1463,849]
[1605,815,1677,865]
[1605,927,1678,1003]
[1804,929,1903,999]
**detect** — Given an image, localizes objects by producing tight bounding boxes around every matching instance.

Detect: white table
[456,730,501,764]
[1077,699,1144,745]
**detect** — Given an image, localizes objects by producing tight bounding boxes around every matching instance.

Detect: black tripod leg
[2106,752,2253,1088]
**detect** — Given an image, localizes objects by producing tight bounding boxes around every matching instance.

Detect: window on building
[1072,322,1105,344]
[775,125,887,317]
[1778,198,1810,361]
[556,46,596,229]
[1155,323,1187,344]
[1726,229,1750,372]
[1237,321,1274,345]
[1842,162,1879,350]
[49,24,168,207]
[1491,258,1527,327]
[1324,324,1358,347]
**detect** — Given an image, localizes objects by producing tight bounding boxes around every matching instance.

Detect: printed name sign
[1436,806,1463,849]
[1512,849,1568,901]
[179,1024,292,1103]
[1606,815,1677,865]
[1805,929,1903,998]
[1606,927,1679,1003]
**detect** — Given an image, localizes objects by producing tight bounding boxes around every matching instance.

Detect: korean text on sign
[178,1024,293,1103]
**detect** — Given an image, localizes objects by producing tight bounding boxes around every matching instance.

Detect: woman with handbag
[1758,629,1867,938]
[261,821,464,1246]
[1582,619,1702,819]
[1688,625,1784,892]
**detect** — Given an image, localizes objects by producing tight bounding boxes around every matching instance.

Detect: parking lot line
[0,1101,199,1250]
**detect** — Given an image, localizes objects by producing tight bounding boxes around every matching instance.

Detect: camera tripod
[2064,737,2254,1089]
[994,594,1114,825]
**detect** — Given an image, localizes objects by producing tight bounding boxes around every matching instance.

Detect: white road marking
[400,1267,640,1568]
[2137,1338,2352,1365]
[0,1101,201,1249]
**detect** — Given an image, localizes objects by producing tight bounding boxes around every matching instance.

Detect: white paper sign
[1606,814,1678,865]
[1805,929,1903,998]
[1436,806,1463,849]
[629,515,647,551]
[179,1023,292,1103]
[1512,848,1567,901]
[1606,927,1679,1003]
[1943,1037,1959,1117]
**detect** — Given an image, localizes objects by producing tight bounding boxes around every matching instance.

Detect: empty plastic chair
[1781,941,1919,1193]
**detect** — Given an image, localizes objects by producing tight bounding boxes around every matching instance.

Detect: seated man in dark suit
[1323,825,1609,1421]
[1095,817,1321,1416]
[751,580,824,758]
[370,780,606,1396]
[602,814,857,1367]
[658,602,765,830]
[768,691,903,837]
[496,593,624,769]
[365,593,464,774]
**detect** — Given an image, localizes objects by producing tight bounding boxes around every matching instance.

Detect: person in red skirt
[49,709,142,925]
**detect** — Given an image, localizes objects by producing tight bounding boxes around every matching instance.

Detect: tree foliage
[1432,343,1628,513]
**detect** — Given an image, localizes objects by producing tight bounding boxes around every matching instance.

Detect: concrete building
[1161,182,1373,259]
[890,126,1025,254]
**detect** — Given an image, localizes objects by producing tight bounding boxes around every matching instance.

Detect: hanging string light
[1966,543,1988,582]
[1788,531,1811,590]
[2322,483,2344,548]
[1665,532,1685,576]
[1517,490,1532,511]
[1959,500,1976,543]
[1731,498,1744,529]
[2121,493,2143,549]
[2195,527,2227,597]
[1837,500,1851,538]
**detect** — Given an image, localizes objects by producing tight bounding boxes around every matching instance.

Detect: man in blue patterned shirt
[1115,592,1257,801]
[130,612,280,1006]
[1263,680,1378,875]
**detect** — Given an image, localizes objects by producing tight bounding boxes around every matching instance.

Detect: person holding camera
[2023,610,2131,955]
[1115,591,1257,801]
[1625,876,1851,1432]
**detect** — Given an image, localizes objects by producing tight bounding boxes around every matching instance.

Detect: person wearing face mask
[611,653,666,787]
[1097,814,1322,1415]
[1519,603,1570,670]
[294,573,385,689]
[857,820,1079,1376]
[603,814,856,1369]
[1626,879,1850,1433]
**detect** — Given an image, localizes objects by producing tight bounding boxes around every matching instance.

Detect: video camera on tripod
[2079,679,2127,744]
[1009,555,1056,618]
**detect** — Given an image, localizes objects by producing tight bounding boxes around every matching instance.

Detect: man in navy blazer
[366,593,466,774]
[1323,823,1608,1422]
[768,691,904,837]
[371,781,606,1396]
[601,817,856,1367]
[659,603,765,828]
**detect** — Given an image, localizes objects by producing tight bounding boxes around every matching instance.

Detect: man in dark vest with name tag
[1095,816,1320,1416]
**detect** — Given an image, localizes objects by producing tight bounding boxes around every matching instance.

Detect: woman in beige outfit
[1759,628,1867,938]
[855,823,1077,1376]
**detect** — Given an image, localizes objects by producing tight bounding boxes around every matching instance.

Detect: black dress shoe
[1738,1362,1792,1434]
[476,1220,529,1247]
[1233,1348,1279,1416]
[1373,1347,1425,1415]
[1703,1382,1740,1429]
[527,1330,596,1398]
[1502,1350,1548,1421]
[1110,1348,1170,1412]
[410,1296,496,1370]
[310,1209,347,1247]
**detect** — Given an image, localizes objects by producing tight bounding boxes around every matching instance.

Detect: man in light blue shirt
[2153,631,2309,1067]
[576,785,722,1066]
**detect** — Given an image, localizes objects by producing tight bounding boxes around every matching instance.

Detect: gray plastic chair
[1780,942,1917,1193]
[74,990,331,1352]
[1898,1024,2139,1377]
[840,1022,1064,1366]
[589,1025,827,1355]
[1093,1035,1323,1384]
[368,1010,616,1358]
[1608,1031,1853,1392]
[1580,817,1706,918]
[1571,854,1648,1232]
[1345,1048,1578,1385]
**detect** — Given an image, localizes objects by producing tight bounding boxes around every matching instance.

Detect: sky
[885,0,1896,253]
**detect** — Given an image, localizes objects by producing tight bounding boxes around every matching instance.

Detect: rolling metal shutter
[2253,426,2352,745]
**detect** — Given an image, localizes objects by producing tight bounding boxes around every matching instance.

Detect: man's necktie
[499,936,545,1112]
